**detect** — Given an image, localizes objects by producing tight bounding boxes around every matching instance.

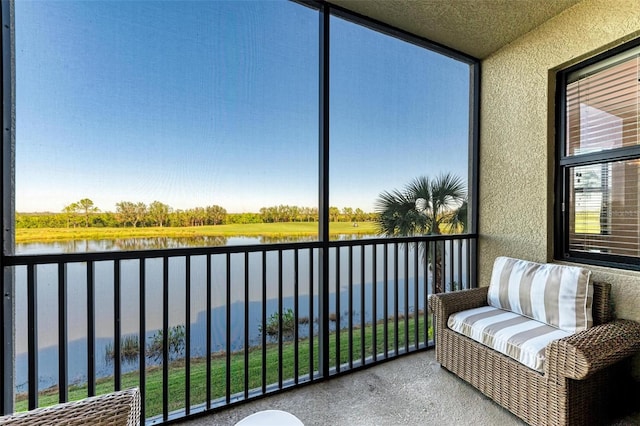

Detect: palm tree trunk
[433,241,444,294]
[424,241,444,295]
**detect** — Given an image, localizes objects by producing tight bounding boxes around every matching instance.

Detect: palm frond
[375,173,467,237]
[375,189,426,236]
[405,176,433,204]
[431,172,466,212]
[443,199,468,233]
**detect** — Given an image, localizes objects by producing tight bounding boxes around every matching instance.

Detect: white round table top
[235,410,304,426]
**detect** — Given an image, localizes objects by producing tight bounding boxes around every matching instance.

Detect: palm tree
[375,173,467,294]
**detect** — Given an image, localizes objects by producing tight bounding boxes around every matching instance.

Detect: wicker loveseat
[429,257,640,426]
[0,387,140,425]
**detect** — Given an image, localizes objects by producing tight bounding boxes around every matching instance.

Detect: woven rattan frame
[429,282,640,426]
[0,387,140,425]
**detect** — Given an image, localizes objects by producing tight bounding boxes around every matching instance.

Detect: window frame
[555,37,640,271]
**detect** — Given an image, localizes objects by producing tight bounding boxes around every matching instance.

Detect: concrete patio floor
[177,350,640,426]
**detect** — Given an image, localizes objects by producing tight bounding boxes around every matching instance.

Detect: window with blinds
[557,41,640,269]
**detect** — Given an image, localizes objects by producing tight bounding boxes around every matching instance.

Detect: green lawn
[16,222,378,243]
[15,316,432,418]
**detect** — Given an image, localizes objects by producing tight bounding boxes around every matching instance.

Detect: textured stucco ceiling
[330,0,583,59]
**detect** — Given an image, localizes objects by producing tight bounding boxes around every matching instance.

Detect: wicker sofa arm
[429,287,489,331]
[545,319,640,381]
[0,387,141,425]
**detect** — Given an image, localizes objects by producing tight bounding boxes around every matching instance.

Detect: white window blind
[563,49,640,260]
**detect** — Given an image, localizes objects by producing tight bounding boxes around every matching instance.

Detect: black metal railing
[2,234,476,424]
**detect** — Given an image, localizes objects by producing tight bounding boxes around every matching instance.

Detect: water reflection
[17,236,236,254]
[108,236,229,251]
[258,235,317,244]
[17,234,376,255]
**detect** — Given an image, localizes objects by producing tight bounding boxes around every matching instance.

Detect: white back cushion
[487,257,593,333]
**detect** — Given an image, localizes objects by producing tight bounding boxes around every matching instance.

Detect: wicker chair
[429,282,640,426]
[0,387,140,426]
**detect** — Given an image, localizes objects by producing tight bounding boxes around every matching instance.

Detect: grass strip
[15,316,432,418]
[16,222,378,243]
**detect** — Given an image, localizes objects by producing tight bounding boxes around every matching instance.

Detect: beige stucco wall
[478,0,640,375]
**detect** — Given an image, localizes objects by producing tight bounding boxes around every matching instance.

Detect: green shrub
[259,308,297,342]
[146,325,186,362]
[104,325,186,365]
[104,335,140,365]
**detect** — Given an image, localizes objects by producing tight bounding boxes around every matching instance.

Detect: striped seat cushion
[448,306,572,372]
[487,257,593,333]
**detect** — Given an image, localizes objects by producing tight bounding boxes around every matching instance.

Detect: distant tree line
[258,205,374,223]
[16,198,377,228]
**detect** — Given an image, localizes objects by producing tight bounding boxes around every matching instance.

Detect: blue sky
[15,0,470,214]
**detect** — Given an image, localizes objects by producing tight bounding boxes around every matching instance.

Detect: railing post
[470,236,478,288]
[58,263,68,403]
[26,264,38,410]
[1,267,13,414]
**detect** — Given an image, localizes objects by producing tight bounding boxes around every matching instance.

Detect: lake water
[12,236,466,392]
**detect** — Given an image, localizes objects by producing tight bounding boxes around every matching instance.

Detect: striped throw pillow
[487,257,593,333]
